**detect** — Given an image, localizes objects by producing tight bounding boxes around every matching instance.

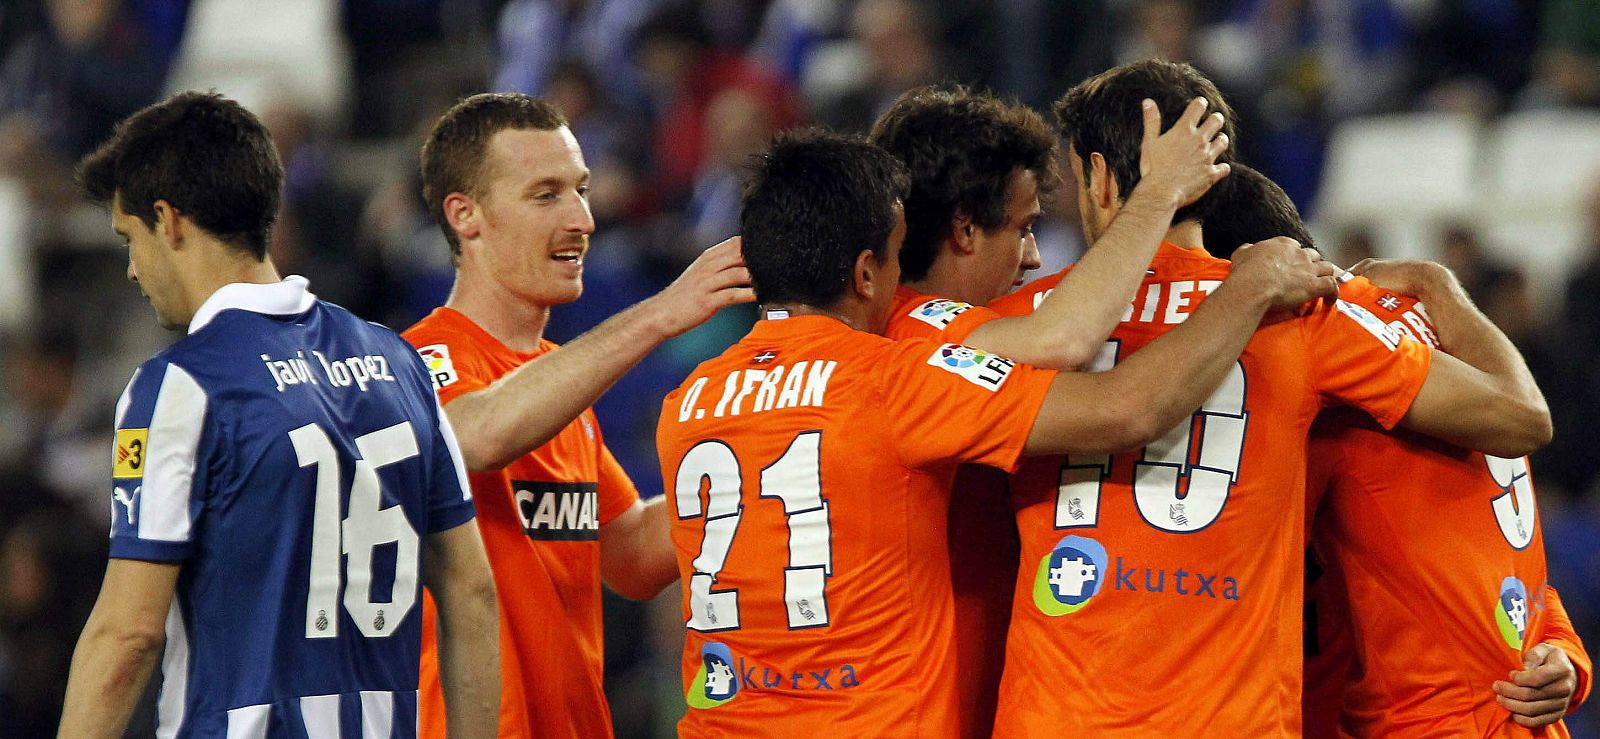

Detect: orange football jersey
[885,285,1017,739]
[658,313,1054,737]
[987,242,1433,736]
[1303,280,1592,738]
[404,307,640,739]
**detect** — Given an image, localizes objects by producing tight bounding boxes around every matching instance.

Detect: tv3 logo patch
[113,428,149,479]
[513,481,600,541]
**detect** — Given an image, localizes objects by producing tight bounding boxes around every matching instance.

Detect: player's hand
[1137,96,1231,209]
[1228,237,1339,311]
[1494,642,1579,727]
[646,236,756,338]
[1347,258,1458,302]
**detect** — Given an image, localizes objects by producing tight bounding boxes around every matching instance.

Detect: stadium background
[0,0,1598,735]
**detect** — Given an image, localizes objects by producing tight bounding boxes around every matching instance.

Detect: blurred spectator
[0,327,112,519]
[1119,0,1199,65]
[1332,226,1378,265]
[261,98,374,315]
[0,0,189,216]
[1520,0,1600,108]
[493,0,659,111]
[948,0,1115,111]
[804,0,942,131]
[633,2,798,209]
[1438,222,1516,304]
[343,0,492,138]
[0,511,103,738]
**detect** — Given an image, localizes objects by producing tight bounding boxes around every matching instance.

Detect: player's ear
[151,199,185,249]
[852,249,879,301]
[950,211,977,255]
[1089,152,1119,209]
[444,191,481,243]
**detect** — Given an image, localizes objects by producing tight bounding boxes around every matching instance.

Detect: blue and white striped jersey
[109,278,475,738]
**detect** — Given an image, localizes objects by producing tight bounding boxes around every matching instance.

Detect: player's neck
[759,302,868,332]
[181,249,282,325]
[444,277,549,353]
[908,255,987,306]
[1164,221,1203,250]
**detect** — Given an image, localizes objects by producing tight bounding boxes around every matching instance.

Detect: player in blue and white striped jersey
[58,92,501,739]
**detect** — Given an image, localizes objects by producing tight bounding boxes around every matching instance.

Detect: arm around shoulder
[600,496,679,600]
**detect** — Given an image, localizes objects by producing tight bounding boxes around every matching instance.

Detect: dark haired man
[404,92,752,737]
[1206,162,1593,737]
[867,84,1245,737]
[657,128,1334,736]
[987,59,1554,735]
[58,91,500,738]
[1201,163,1317,259]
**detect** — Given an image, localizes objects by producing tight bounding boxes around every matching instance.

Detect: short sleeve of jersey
[403,327,490,407]
[886,295,1003,344]
[596,435,641,526]
[1300,294,1433,430]
[109,359,211,562]
[425,390,476,534]
[877,340,1055,472]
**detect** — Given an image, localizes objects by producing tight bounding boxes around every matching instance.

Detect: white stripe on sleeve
[434,394,472,502]
[139,364,208,542]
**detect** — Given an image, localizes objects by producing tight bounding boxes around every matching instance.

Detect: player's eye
[577,185,590,199]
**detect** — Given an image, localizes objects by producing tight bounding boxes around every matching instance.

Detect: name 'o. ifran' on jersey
[675,360,838,422]
[260,350,398,393]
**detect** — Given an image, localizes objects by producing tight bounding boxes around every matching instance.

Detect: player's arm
[600,496,678,600]
[58,558,180,739]
[1352,260,1552,457]
[445,238,754,470]
[423,520,501,739]
[1025,238,1338,455]
[964,97,1232,370]
[1492,585,1591,727]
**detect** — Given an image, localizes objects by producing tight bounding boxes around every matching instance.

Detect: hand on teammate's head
[1493,642,1578,728]
[1136,96,1231,210]
[649,236,756,338]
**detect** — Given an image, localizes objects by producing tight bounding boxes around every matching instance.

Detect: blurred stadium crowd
[1,0,1599,735]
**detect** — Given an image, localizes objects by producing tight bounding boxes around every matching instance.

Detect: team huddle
[54,58,1590,738]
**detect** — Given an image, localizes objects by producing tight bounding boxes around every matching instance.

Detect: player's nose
[1021,233,1042,272]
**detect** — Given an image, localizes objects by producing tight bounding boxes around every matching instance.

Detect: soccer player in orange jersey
[404,94,754,738]
[865,85,1232,737]
[1204,164,1592,737]
[657,129,1337,737]
[985,60,1554,737]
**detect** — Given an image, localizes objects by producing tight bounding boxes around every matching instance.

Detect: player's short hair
[421,93,568,255]
[77,91,283,260]
[741,128,910,307]
[1202,163,1316,259]
[1055,59,1238,226]
[868,85,1059,282]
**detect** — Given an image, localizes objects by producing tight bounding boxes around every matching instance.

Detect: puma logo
[114,485,139,525]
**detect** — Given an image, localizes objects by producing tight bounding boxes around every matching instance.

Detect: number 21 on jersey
[1057,341,1249,534]
[674,432,834,632]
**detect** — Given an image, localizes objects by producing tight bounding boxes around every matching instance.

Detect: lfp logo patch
[686,642,739,709]
[926,344,1015,390]
[416,344,458,390]
[909,298,973,330]
[1034,535,1108,616]
[1496,576,1530,650]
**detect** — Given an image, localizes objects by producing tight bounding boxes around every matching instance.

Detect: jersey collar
[188,276,317,334]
